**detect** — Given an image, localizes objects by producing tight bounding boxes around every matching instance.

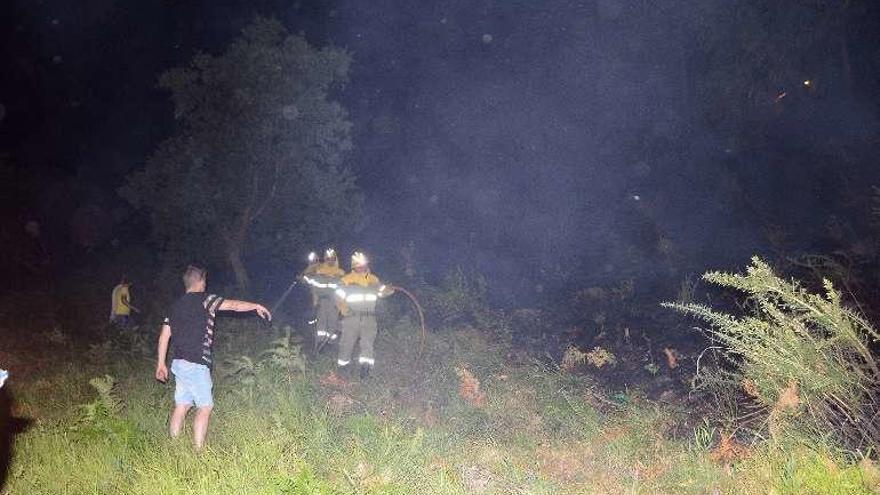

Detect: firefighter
[303,251,320,276]
[311,248,345,349]
[334,251,393,378]
[316,248,344,277]
[299,250,320,307]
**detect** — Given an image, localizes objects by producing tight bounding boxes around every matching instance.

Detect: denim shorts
[171,359,213,408]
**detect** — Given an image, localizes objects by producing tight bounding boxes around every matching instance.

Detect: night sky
[3,0,880,302]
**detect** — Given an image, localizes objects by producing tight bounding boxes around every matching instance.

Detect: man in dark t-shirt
[155,264,271,451]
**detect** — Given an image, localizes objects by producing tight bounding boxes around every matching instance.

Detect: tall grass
[3,306,879,493]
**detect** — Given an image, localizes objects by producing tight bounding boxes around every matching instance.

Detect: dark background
[2,0,880,316]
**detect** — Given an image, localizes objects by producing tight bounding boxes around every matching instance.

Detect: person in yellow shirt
[110,276,139,328]
[334,251,393,378]
[310,248,345,350]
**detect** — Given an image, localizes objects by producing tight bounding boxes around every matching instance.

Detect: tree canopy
[121,17,361,294]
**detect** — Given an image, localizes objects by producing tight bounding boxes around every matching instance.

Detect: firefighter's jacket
[316,262,345,278]
[301,262,319,277]
[303,264,345,306]
[334,271,393,317]
[300,262,324,306]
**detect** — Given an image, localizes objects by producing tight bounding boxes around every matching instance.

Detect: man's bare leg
[193,406,213,451]
[170,404,191,438]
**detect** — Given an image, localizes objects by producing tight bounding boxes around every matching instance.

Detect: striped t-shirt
[164,292,225,369]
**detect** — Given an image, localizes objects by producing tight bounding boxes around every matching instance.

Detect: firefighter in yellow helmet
[309,248,345,349]
[317,248,344,277]
[334,251,393,378]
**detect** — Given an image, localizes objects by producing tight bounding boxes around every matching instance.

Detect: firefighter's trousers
[337,313,377,367]
[315,297,340,339]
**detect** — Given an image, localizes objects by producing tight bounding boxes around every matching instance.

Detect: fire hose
[273,277,427,358]
[270,280,299,315]
[390,285,427,360]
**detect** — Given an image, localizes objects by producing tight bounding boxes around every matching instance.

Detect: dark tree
[121,18,361,293]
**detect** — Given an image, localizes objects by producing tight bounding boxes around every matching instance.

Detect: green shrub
[421,269,497,327]
[73,374,146,451]
[664,257,880,452]
[260,325,307,375]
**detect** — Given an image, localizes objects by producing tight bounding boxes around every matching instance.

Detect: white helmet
[351,251,369,268]
[307,251,318,263]
[325,248,337,260]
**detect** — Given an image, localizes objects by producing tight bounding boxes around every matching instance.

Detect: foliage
[73,374,145,449]
[421,268,488,326]
[664,257,880,452]
[560,345,588,372]
[787,252,873,304]
[560,345,617,371]
[260,325,307,375]
[120,17,361,293]
[585,346,617,368]
[77,375,123,425]
[421,268,511,338]
[6,316,880,494]
[224,355,260,386]
[691,418,717,454]
[223,326,307,402]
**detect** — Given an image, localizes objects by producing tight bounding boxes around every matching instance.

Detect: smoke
[333,1,762,295]
[9,0,879,305]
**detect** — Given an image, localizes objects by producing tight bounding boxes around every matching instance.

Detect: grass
[2,315,879,494]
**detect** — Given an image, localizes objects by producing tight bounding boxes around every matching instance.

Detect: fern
[224,355,259,386]
[78,375,123,426]
[260,326,306,375]
[87,341,113,364]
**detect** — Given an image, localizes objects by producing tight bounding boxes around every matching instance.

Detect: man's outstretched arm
[219,299,272,320]
[155,324,171,382]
